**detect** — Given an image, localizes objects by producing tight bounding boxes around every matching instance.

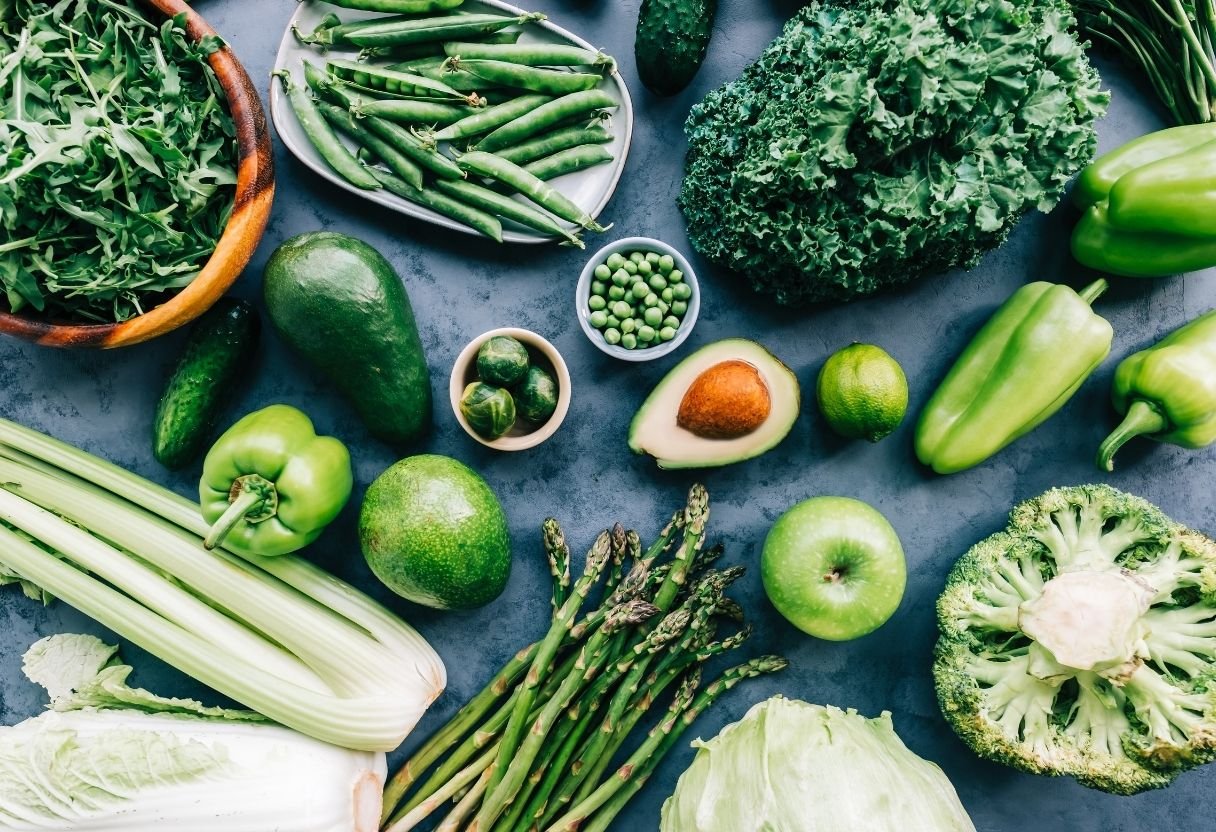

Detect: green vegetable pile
[0,0,238,322]
[679,0,1109,306]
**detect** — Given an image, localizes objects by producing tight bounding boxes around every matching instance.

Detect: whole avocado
[263,232,432,445]
[635,0,718,96]
[360,455,511,610]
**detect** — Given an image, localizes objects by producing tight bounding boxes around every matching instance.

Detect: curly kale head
[679,0,1109,306]
[934,485,1216,794]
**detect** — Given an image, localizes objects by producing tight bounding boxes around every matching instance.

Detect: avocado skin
[360,454,511,611]
[635,0,718,96]
[263,232,432,446]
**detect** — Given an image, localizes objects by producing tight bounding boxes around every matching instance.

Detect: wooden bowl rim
[0,0,274,348]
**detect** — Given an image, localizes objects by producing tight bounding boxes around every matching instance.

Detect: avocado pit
[677,360,771,439]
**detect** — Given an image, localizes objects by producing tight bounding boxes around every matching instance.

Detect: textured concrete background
[2,1,1214,829]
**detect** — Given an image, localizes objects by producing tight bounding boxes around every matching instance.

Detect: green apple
[761,496,906,641]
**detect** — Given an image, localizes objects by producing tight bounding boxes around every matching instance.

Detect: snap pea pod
[296,13,418,46]
[345,12,545,48]
[444,58,603,94]
[388,57,488,92]
[523,144,614,180]
[443,41,615,68]
[456,150,607,231]
[359,30,521,61]
[433,94,551,142]
[273,70,380,190]
[495,123,613,165]
[326,59,474,104]
[351,97,469,126]
[323,0,463,12]
[369,167,503,242]
[474,89,617,151]
[316,101,425,190]
[431,178,585,247]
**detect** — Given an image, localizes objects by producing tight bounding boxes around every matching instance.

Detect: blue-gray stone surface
[1,1,1213,830]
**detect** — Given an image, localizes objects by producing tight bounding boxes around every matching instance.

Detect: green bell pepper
[915,279,1113,474]
[1072,124,1216,277]
[200,404,353,557]
[1096,309,1216,471]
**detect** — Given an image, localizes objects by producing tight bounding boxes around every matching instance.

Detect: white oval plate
[271,0,634,244]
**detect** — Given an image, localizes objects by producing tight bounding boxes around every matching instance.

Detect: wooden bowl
[0,0,274,349]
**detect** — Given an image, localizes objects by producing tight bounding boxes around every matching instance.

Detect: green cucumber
[635,0,718,96]
[152,299,260,470]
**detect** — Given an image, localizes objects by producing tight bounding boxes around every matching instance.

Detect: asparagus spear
[652,484,709,611]
[544,518,571,615]
[545,657,789,832]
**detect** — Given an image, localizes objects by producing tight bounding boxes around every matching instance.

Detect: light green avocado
[628,338,801,469]
[359,455,511,611]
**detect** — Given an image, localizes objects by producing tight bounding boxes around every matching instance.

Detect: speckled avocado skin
[359,454,511,610]
[635,0,718,96]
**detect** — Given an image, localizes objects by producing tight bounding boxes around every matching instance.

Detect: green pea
[606,253,625,270]
[648,274,667,292]
[588,295,607,311]
[643,293,659,308]
[643,307,662,327]
[672,282,692,300]
[604,328,621,346]
[613,269,630,287]
[589,310,608,328]
[608,285,626,301]
[621,332,638,349]
[612,300,632,318]
[671,300,688,316]
[623,260,638,275]
[657,301,670,315]
[638,325,656,343]
[659,254,675,273]
[591,280,607,296]
[637,260,653,276]
[645,252,661,265]
[663,315,680,329]
[630,282,649,300]
[620,317,636,334]
[629,251,645,264]
[594,264,611,281]
[606,315,621,329]
[668,269,684,284]
[661,287,674,303]
[659,326,677,342]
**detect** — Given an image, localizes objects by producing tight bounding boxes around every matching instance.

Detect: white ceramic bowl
[576,237,700,362]
[450,328,572,451]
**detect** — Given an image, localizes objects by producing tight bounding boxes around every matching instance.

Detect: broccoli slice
[934,484,1216,794]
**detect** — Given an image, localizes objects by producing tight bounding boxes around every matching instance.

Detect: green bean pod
[369,168,503,242]
[352,97,469,126]
[326,59,474,104]
[474,89,617,151]
[316,101,426,190]
[442,58,603,95]
[322,0,463,12]
[432,178,585,247]
[345,12,545,48]
[495,123,613,165]
[523,144,614,180]
[456,150,606,231]
[274,70,380,190]
[443,41,615,68]
[360,30,522,61]
[433,94,551,142]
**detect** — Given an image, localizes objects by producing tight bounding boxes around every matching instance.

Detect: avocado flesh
[628,338,801,469]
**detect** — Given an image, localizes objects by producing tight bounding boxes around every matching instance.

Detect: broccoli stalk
[935,485,1216,794]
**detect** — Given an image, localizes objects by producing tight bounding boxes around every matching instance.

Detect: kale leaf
[679,0,1109,306]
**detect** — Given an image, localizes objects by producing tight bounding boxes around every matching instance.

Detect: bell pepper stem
[1078,278,1109,306]
[1096,400,1170,472]
[204,474,279,550]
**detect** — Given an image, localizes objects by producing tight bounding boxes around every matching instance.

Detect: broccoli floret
[934,484,1216,794]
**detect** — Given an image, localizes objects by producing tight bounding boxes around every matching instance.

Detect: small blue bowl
[576,237,701,362]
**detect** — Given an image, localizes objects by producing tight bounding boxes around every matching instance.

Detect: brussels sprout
[515,366,559,423]
[460,382,516,439]
[477,336,530,387]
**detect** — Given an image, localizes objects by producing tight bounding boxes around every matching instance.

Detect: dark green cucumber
[152,299,260,470]
[635,0,718,96]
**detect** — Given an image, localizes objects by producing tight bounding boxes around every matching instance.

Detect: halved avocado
[628,338,801,469]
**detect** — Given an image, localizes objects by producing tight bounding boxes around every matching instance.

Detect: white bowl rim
[449,327,572,451]
[575,237,700,363]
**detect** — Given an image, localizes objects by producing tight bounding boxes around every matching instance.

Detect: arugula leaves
[0,0,237,322]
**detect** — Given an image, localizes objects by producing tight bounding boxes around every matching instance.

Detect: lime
[816,344,908,442]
